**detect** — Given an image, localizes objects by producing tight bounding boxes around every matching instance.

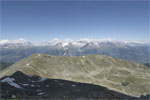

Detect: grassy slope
[0,54,150,97]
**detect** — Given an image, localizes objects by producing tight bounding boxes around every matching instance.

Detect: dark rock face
[0,71,148,99]
[144,63,150,68]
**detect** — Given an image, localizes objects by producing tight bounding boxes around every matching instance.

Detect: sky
[1,1,149,42]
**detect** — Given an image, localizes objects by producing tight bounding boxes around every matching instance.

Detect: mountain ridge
[1,54,150,97]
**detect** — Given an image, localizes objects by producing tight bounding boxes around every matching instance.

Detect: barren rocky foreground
[1,71,143,99]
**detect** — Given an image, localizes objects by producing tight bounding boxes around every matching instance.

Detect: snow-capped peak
[0,40,9,44]
[0,38,33,47]
[1,38,148,48]
[98,38,124,43]
[62,42,69,47]
[40,38,62,46]
[0,38,27,44]
[79,38,93,43]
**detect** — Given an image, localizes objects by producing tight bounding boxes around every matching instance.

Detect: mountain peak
[0,38,33,47]
[0,38,26,44]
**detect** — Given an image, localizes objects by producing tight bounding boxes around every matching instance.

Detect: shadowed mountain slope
[0,61,13,70]
[0,71,141,99]
[144,63,150,68]
[0,54,150,97]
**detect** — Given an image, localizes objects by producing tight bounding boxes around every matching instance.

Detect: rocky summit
[0,54,150,98]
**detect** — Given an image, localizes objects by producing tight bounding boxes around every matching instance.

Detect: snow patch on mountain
[38,78,47,82]
[1,77,22,89]
[72,41,86,47]
[0,38,26,44]
[0,38,33,47]
[0,38,148,48]
[62,42,69,47]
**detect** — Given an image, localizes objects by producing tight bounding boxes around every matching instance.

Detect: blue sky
[1,1,149,42]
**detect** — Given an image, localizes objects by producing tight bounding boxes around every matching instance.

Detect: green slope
[0,54,150,97]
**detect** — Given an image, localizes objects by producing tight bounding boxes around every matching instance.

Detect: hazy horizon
[0,37,149,45]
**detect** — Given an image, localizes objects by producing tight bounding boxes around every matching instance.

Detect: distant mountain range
[0,38,150,63]
[1,54,150,97]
